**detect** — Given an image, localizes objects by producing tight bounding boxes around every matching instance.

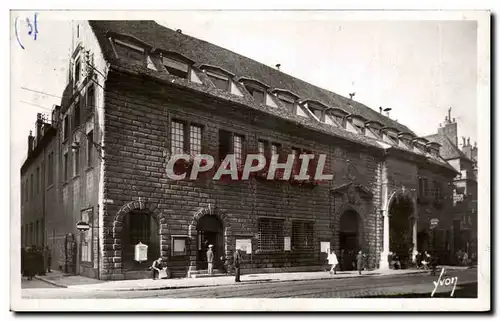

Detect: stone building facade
[20,20,458,280]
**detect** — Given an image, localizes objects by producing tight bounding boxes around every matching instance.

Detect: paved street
[21,268,477,299]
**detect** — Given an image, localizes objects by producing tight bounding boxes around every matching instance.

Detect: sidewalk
[35,265,473,292]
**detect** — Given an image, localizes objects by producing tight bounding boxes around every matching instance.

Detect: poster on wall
[235,239,252,254]
[173,238,186,256]
[284,237,291,251]
[320,241,330,253]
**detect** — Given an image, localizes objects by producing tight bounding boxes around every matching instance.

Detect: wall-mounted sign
[320,242,331,254]
[76,221,90,231]
[236,239,252,254]
[134,242,148,262]
[430,218,440,229]
[284,237,291,251]
[172,236,187,256]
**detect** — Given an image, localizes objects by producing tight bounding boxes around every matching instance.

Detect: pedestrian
[462,252,469,266]
[207,244,214,275]
[421,251,431,270]
[356,250,364,275]
[43,246,52,273]
[150,257,163,280]
[328,250,339,275]
[233,248,242,282]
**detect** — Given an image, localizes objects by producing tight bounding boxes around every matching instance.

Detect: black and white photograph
[9,7,490,312]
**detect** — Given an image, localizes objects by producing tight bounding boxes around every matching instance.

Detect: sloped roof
[425,133,471,161]
[89,20,414,134]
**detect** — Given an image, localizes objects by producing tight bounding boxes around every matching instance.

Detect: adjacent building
[21,20,460,280]
[425,109,478,263]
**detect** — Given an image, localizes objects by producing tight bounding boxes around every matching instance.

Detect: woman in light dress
[328,250,339,275]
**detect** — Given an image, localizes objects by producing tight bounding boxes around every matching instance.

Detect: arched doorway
[196,215,224,270]
[121,209,160,272]
[339,210,362,271]
[389,195,413,267]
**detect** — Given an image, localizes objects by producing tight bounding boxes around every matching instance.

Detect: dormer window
[305,101,328,122]
[238,77,269,105]
[163,56,189,79]
[271,89,300,113]
[383,128,399,145]
[113,39,146,62]
[279,96,295,112]
[366,121,383,138]
[207,71,230,91]
[351,116,366,134]
[398,133,414,149]
[327,108,347,128]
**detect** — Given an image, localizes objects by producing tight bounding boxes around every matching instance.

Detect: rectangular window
[233,134,244,168]
[189,125,202,156]
[207,72,229,91]
[48,152,54,186]
[291,148,300,175]
[171,121,185,155]
[86,86,95,111]
[87,131,94,166]
[129,213,151,246]
[258,140,266,155]
[74,101,81,128]
[292,221,314,250]
[63,153,68,181]
[73,148,80,177]
[163,57,189,79]
[36,167,40,194]
[114,39,145,62]
[218,130,232,162]
[271,143,280,156]
[258,218,284,252]
[63,115,69,140]
[74,59,81,84]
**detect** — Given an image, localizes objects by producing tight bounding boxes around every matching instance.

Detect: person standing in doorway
[207,245,214,275]
[356,250,364,275]
[328,250,339,275]
[233,248,242,282]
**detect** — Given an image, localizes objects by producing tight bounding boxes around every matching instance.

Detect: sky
[10,11,478,192]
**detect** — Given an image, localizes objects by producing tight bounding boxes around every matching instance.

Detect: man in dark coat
[356,250,364,275]
[233,248,242,282]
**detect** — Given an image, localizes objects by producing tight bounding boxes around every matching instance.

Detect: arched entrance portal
[389,195,413,267]
[196,215,224,270]
[339,210,362,271]
[121,209,160,272]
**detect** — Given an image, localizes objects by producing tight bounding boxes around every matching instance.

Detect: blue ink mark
[15,16,24,50]
[34,12,38,40]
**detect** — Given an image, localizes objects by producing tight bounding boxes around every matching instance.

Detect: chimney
[275,64,281,71]
[467,137,470,146]
[462,137,466,147]
[438,108,458,146]
[28,130,34,154]
[379,107,382,113]
[36,113,43,142]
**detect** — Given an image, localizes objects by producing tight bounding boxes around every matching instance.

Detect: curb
[68,270,431,292]
[36,267,470,292]
[34,275,68,288]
